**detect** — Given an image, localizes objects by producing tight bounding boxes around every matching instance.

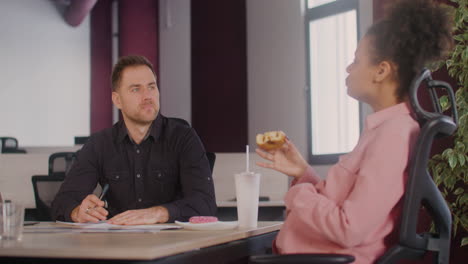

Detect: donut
[256,131,286,150]
[189,216,218,224]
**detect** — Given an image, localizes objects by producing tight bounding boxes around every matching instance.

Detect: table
[217,201,285,221]
[0,221,282,264]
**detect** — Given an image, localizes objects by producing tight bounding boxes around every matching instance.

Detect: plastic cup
[1,200,25,241]
[235,172,261,228]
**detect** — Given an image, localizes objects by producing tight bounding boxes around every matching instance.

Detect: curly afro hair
[366,0,454,101]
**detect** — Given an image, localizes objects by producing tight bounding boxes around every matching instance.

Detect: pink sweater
[275,103,420,264]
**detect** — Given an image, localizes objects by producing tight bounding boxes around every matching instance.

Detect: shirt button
[138,198,142,202]
[115,175,120,179]
[157,172,162,178]
[136,173,141,178]
[136,149,140,154]
[207,177,211,181]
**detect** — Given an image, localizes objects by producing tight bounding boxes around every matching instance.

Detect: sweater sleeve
[282,129,414,248]
[291,166,322,186]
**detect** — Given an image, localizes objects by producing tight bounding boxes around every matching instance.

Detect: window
[306,0,361,164]
[308,0,337,8]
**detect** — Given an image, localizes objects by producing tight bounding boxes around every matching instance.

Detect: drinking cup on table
[235,172,261,228]
[1,200,25,241]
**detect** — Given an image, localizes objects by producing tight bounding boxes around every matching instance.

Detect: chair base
[249,254,355,264]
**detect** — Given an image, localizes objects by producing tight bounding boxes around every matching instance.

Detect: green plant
[428,0,468,247]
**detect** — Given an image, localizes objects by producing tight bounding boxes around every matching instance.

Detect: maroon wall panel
[118,0,159,75]
[90,0,113,133]
[191,0,247,152]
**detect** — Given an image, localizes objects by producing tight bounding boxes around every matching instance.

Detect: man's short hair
[111,55,155,91]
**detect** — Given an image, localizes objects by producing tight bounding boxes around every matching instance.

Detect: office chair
[74,136,90,145]
[48,152,77,178]
[206,152,216,173]
[0,137,26,153]
[31,152,77,220]
[170,117,217,173]
[31,175,68,221]
[249,69,457,264]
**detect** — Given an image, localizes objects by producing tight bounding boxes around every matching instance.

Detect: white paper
[55,221,181,230]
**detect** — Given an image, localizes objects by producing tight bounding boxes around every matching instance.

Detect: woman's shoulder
[381,112,419,134]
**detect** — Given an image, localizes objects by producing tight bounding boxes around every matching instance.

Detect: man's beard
[127,109,158,126]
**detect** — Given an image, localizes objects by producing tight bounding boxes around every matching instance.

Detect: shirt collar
[117,114,163,144]
[365,102,413,130]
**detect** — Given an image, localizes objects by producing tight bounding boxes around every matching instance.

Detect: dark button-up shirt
[52,114,217,222]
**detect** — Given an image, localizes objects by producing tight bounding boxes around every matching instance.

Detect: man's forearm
[150,206,169,223]
[162,194,217,222]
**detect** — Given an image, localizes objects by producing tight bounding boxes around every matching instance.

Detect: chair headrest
[409,69,458,127]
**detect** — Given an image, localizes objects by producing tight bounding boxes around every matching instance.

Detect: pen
[99,183,110,200]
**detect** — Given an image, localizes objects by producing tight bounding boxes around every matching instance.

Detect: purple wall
[90,0,160,133]
[118,0,159,76]
[90,0,113,133]
[191,0,248,152]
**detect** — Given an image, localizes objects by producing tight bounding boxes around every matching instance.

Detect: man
[52,55,216,224]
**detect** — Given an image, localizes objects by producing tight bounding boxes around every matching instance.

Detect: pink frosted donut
[189,216,218,224]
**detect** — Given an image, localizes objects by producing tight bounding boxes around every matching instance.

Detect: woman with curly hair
[256,0,454,263]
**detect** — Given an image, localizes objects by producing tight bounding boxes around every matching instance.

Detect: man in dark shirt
[52,55,216,224]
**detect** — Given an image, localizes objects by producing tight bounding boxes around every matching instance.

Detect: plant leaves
[448,155,458,169]
[429,0,468,246]
[446,59,454,68]
[455,141,466,153]
[454,187,464,195]
[462,46,468,62]
[462,237,468,247]
[443,175,456,190]
[440,96,450,111]
[458,153,466,166]
[460,193,468,206]
[442,148,454,159]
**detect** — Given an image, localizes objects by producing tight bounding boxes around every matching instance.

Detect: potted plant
[428,0,468,248]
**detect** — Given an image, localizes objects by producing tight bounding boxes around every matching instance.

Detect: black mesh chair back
[249,69,457,264]
[31,152,78,220]
[171,117,190,127]
[31,175,66,221]
[169,118,217,172]
[377,69,457,264]
[74,136,90,145]
[0,137,26,153]
[206,152,216,173]
[48,152,77,178]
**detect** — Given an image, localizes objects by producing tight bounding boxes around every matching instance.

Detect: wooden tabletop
[217,200,285,207]
[0,221,282,260]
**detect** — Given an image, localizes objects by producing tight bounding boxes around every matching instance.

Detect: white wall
[246,0,372,178]
[0,0,90,147]
[246,0,333,177]
[358,0,374,118]
[159,0,192,123]
[246,0,308,158]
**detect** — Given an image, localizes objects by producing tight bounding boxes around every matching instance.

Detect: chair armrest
[249,254,355,264]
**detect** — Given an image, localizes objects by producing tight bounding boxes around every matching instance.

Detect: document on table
[23,221,181,233]
[56,221,181,230]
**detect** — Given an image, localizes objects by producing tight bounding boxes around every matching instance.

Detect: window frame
[305,0,363,164]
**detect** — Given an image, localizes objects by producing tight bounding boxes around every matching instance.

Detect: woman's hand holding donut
[256,132,309,179]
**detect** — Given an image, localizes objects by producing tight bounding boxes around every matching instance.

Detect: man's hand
[71,194,108,223]
[107,206,169,225]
